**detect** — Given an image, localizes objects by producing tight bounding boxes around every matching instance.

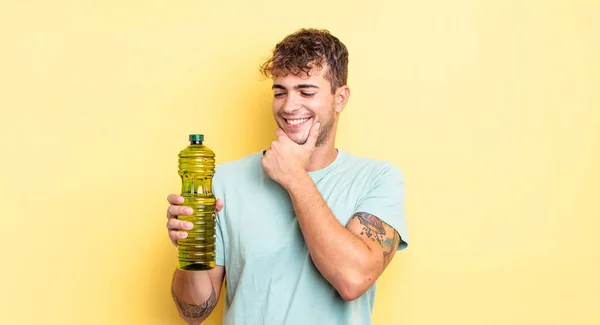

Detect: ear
[334,85,350,113]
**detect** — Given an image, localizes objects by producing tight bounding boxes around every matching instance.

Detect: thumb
[306,122,320,147]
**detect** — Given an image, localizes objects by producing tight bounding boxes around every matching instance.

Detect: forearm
[285,174,381,300]
[171,270,217,325]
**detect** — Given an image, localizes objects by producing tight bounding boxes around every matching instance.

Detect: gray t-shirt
[213,149,408,325]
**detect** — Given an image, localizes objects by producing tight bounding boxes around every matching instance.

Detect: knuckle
[171,230,184,238]
[174,206,183,216]
[167,219,176,229]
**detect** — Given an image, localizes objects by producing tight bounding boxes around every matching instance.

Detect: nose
[282,93,301,114]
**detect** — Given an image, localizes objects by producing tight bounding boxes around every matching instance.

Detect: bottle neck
[190,141,203,145]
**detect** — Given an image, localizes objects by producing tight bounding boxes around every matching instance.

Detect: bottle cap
[189,134,204,142]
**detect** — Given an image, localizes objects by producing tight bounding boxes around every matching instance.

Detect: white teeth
[287,118,309,125]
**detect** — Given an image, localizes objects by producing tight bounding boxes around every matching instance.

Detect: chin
[290,135,309,145]
[280,127,308,141]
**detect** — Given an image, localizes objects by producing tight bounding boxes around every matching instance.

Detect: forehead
[272,66,330,88]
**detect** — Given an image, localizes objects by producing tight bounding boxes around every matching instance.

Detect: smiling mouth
[285,118,311,125]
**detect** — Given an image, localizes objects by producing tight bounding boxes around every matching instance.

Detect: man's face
[271,67,337,146]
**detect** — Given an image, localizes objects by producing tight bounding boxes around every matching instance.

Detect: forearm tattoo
[171,283,217,319]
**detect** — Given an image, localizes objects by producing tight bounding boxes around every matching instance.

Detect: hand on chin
[261,122,321,187]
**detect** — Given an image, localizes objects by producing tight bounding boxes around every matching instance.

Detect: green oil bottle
[177,134,216,271]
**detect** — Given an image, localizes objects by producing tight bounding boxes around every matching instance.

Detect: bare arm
[286,174,401,301]
[166,194,226,324]
[171,267,225,325]
[260,124,403,301]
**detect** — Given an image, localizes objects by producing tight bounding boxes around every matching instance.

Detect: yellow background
[1,1,598,324]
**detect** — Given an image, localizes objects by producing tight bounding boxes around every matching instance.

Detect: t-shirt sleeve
[212,169,227,266]
[215,210,226,266]
[354,162,408,250]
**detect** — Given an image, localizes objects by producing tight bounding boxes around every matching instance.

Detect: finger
[167,194,184,205]
[261,153,268,169]
[305,122,320,147]
[275,128,292,143]
[215,198,224,213]
[167,218,194,230]
[262,148,275,159]
[167,205,193,219]
[275,128,286,138]
[169,229,188,241]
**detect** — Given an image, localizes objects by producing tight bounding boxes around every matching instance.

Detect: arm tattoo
[382,231,401,266]
[355,212,402,267]
[171,282,217,319]
[356,212,386,245]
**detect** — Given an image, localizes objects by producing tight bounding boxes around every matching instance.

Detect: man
[166,28,408,325]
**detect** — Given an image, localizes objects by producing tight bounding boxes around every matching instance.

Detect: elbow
[335,256,382,301]
[182,317,202,325]
[336,273,373,301]
[177,314,201,325]
[175,311,204,325]
[339,288,363,302]
[336,252,382,301]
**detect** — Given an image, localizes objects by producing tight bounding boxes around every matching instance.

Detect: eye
[274,93,286,98]
[301,92,315,97]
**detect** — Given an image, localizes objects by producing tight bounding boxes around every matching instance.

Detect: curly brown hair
[259,28,349,94]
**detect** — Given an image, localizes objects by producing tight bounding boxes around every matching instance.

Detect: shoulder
[213,150,263,183]
[338,149,405,184]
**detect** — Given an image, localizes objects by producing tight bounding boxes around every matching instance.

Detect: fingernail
[180,232,188,238]
[186,222,194,229]
[186,208,193,214]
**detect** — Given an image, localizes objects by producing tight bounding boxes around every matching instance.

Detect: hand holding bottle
[166,194,224,247]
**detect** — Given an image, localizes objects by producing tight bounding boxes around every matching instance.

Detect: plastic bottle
[176,134,216,270]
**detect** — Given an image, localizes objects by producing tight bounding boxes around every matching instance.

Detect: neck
[307,120,340,172]
[306,139,338,172]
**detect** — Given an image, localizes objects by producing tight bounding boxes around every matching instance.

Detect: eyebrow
[272,84,320,90]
